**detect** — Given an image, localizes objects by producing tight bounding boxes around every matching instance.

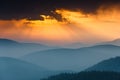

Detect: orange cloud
[0,19,32,41]
[0,5,120,45]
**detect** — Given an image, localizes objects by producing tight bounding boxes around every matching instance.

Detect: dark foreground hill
[86,57,120,72]
[41,71,120,80]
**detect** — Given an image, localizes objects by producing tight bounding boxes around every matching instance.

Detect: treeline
[41,71,120,80]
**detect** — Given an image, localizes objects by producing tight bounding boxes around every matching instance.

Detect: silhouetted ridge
[42,71,120,80]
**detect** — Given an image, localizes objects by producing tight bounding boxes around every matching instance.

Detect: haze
[0,4,120,46]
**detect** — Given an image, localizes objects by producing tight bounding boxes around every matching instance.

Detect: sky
[0,0,120,46]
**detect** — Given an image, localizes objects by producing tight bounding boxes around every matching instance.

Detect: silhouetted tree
[41,71,120,80]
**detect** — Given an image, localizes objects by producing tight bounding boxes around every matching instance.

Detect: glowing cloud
[0,5,120,45]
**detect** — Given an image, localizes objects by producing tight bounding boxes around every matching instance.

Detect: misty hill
[61,42,88,49]
[108,39,120,45]
[86,57,120,72]
[42,71,120,80]
[0,39,19,46]
[21,44,120,71]
[0,38,55,57]
[0,57,55,80]
[97,38,120,46]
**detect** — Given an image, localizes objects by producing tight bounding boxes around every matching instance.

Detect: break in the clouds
[0,0,120,21]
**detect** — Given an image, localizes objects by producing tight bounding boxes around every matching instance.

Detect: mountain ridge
[0,38,56,57]
[0,57,54,80]
[21,44,120,71]
[86,56,120,72]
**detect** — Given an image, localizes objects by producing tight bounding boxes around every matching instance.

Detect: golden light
[0,5,120,45]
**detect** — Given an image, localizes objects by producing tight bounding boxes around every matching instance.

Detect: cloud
[0,19,32,41]
[0,0,120,21]
[0,8,119,44]
[0,2,120,45]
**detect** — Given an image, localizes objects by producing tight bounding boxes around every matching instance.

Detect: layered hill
[22,45,120,71]
[0,38,54,57]
[86,57,120,72]
[0,57,55,80]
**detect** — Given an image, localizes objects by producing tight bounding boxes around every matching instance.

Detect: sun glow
[0,5,120,45]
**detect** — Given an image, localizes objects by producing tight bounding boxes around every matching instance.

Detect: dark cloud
[0,0,120,21]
